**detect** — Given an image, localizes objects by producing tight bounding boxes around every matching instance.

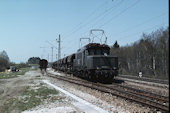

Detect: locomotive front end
[87,55,118,81]
[84,43,118,82]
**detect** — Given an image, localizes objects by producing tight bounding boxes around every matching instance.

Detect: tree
[0,50,9,72]
[113,41,120,48]
[0,58,9,72]
[110,27,169,79]
[28,57,40,64]
[0,50,9,62]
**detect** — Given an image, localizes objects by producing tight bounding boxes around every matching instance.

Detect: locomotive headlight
[97,67,100,69]
[113,67,117,70]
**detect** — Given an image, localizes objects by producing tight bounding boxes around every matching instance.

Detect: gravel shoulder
[42,68,152,113]
[115,77,169,97]
[0,69,163,113]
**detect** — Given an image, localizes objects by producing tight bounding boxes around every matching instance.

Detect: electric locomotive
[73,43,118,83]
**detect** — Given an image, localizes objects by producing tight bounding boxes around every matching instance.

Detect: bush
[16,63,30,69]
[0,57,9,72]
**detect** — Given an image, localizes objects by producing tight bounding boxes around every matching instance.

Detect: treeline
[0,51,10,72]
[0,51,40,72]
[27,57,40,64]
[111,27,169,79]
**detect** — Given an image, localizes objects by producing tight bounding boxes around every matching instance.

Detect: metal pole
[48,54,49,62]
[51,47,53,62]
[57,34,61,60]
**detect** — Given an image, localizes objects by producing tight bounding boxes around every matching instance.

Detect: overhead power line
[62,0,121,43]
[62,0,122,52]
[112,12,169,37]
[80,0,139,37]
[117,23,167,42]
[63,1,108,40]
[98,0,140,28]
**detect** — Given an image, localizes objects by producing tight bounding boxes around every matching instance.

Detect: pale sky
[0,0,169,63]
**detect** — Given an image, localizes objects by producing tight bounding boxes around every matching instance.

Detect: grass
[29,64,39,70]
[1,83,60,113]
[0,68,29,79]
[0,65,39,79]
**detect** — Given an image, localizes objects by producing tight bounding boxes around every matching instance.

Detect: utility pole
[51,47,53,62]
[46,41,57,62]
[56,54,58,61]
[57,34,61,60]
[47,54,49,62]
[40,46,48,59]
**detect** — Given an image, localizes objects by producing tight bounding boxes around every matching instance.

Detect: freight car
[52,43,118,83]
[39,59,48,74]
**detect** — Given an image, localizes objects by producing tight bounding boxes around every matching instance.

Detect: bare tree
[110,27,169,79]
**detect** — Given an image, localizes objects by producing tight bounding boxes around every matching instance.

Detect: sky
[0,0,169,63]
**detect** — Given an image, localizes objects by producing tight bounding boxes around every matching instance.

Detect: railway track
[106,82,169,103]
[47,72,169,112]
[117,75,169,85]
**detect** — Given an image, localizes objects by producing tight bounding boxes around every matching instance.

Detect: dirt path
[0,70,82,113]
[0,71,41,112]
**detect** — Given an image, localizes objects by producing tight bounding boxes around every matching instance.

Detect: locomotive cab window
[96,49,101,55]
[88,48,109,55]
[102,49,109,55]
[85,50,88,55]
[89,49,95,55]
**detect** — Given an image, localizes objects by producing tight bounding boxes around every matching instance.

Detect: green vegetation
[29,64,39,69]
[28,57,40,64]
[0,51,9,72]
[18,86,58,111]
[1,83,60,113]
[0,63,40,79]
[0,67,34,79]
[0,51,40,73]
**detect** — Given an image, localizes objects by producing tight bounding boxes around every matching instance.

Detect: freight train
[52,43,118,83]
